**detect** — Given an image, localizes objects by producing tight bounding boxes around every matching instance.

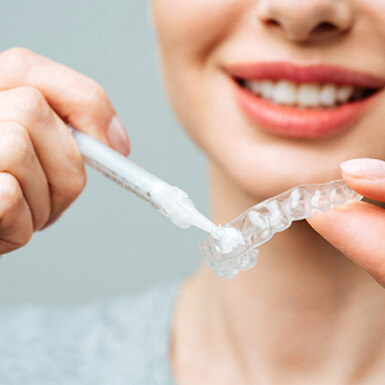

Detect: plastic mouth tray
[200,180,362,279]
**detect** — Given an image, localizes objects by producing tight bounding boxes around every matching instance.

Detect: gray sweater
[0,280,181,385]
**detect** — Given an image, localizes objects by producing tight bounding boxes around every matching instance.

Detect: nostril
[312,21,337,35]
[264,19,280,28]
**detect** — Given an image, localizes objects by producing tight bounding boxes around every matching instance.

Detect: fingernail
[340,158,385,180]
[107,115,130,156]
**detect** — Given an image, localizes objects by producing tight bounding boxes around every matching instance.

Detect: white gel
[150,183,218,232]
[212,226,245,254]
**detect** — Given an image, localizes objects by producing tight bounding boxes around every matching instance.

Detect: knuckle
[1,47,33,74]
[81,80,109,108]
[0,173,32,247]
[69,170,87,198]
[0,173,32,248]
[15,86,50,124]
[55,167,87,204]
[2,47,32,59]
[0,122,32,167]
[0,173,23,212]
[15,227,33,248]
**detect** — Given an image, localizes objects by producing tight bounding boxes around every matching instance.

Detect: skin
[1,0,385,383]
[150,0,385,384]
[0,48,130,251]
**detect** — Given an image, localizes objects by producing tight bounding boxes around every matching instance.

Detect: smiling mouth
[228,62,385,139]
[236,79,378,109]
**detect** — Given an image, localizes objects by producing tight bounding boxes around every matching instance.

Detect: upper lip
[227,62,385,89]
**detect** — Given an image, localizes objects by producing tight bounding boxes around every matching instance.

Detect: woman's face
[151,0,385,198]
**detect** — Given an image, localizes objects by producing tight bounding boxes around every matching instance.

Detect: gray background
[0,0,207,304]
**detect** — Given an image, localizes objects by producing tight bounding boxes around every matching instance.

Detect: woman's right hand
[0,47,130,254]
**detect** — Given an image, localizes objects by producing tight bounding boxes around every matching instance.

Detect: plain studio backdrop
[0,0,207,305]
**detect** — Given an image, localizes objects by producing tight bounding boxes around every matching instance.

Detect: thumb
[307,158,385,287]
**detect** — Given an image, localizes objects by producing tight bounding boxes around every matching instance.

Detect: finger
[0,47,130,155]
[0,173,33,254]
[0,87,87,221]
[308,158,385,286]
[340,158,385,202]
[0,121,50,230]
[307,201,385,286]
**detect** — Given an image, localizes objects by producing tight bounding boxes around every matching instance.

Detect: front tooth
[320,83,337,107]
[259,80,275,99]
[337,85,354,103]
[297,84,321,107]
[273,81,297,105]
[247,81,261,95]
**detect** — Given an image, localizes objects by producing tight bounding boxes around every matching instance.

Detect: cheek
[151,0,249,146]
[358,0,385,26]
[152,0,247,58]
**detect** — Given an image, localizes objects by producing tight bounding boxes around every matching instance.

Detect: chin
[223,158,342,201]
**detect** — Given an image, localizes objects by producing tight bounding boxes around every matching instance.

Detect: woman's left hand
[307,158,385,287]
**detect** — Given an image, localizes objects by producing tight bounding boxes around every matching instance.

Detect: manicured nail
[340,158,385,180]
[107,115,130,156]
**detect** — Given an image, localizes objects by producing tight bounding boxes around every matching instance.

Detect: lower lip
[234,82,374,139]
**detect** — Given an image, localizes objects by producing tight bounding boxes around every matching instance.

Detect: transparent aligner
[200,180,362,279]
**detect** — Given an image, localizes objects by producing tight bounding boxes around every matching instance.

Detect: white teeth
[273,81,297,106]
[297,83,320,107]
[320,83,337,107]
[259,80,275,99]
[247,81,260,94]
[244,79,363,108]
[337,85,354,103]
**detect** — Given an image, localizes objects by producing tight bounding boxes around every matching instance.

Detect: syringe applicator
[69,128,218,234]
[70,129,361,280]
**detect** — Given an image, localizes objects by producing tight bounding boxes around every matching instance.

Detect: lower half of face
[152,0,385,199]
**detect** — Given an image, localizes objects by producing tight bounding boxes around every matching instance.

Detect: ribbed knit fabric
[0,280,182,385]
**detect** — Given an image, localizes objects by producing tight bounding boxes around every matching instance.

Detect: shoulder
[0,279,182,385]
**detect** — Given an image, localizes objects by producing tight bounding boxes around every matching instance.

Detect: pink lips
[227,62,385,139]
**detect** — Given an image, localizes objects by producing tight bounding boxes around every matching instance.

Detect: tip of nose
[284,22,319,43]
[265,19,348,44]
[257,1,354,44]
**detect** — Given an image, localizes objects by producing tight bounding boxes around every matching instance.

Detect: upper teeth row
[244,80,358,108]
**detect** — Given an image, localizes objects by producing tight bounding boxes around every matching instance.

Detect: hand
[0,47,130,254]
[307,158,385,287]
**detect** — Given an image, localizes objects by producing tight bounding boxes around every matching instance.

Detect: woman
[1,0,385,384]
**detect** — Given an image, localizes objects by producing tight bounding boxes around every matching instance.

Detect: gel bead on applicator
[201,180,363,279]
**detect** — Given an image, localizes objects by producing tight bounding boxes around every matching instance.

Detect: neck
[172,162,385,384]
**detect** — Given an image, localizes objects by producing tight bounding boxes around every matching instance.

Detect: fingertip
[339,158,385,202]
[340,158,385,180]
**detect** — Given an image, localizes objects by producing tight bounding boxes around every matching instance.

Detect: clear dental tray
[200,180,362,278]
